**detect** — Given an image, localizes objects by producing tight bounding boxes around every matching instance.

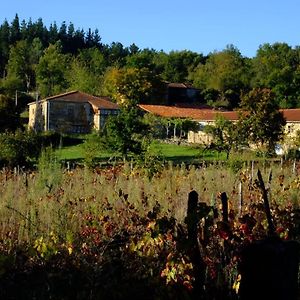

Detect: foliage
[0,131,61,167]
[168,118,199,140]
[35,146,62,194]
[0,163,299,298]
[4,39,42,92]
[239,88,286,154]
[36,42,69,97]
[0,94,21,131]
[82,132,103,168]
[0,130,39,166]
[204,114,241,159]
[143,113,167,139]
[189,45,250,108]
[67,47,107,95]
[157,50,205,83]
[144,113,198,141]
[102,106,151,157]
[251,43,300,108]
[102,66,161,106]
[291,130,300,150]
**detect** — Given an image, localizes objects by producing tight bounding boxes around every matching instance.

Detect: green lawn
[149,141,227,161]
[54,136,227,163]
[55,142,114,162]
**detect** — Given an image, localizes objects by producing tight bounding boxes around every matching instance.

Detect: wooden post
[292,159,296,175]
[173,123,176,140]
[220,192,228,223]
[185,191,205,298]
[257,169,275,236]
[238,181,243,216]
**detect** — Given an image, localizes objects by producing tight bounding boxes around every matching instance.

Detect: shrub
[0,131,63,167]
[285,148,300,160]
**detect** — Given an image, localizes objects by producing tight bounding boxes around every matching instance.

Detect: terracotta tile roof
[139,104,240,121]
[281,109,300,122]
[29,91,119,110]
[139,105,300,122]
[167,82,195,89]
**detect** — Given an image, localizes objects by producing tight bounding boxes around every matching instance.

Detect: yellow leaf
[67,246,73,255]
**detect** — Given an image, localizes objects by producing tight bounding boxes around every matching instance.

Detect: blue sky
[1,0,299,57]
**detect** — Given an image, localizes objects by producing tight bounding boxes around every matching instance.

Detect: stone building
[28,91,119,133]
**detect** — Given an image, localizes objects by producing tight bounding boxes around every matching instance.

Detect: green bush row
[0,130,61,167]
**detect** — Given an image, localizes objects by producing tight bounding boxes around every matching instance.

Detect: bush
[285,149,300,160]
[227,158,244,173]
[82,132,102,168]
[0,131,63,167]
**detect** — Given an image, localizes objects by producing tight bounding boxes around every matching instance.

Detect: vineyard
[0,160,299,299]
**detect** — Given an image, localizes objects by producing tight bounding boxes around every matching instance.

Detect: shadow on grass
[61,135,85,147]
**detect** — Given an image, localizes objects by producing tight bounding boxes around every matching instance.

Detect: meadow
[55,136,228,164]
[0,156,299,299]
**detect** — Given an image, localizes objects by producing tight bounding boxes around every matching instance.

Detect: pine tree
[0,19,10,77]
[10,14,20,44]
[49,22,58,44]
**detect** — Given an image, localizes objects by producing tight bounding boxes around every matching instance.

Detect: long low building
[139,104,300,150]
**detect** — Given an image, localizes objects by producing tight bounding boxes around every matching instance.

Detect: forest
[1,14,300,111]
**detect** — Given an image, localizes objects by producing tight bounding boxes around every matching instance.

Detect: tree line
[0,15,297,162]
[1,15,300,110]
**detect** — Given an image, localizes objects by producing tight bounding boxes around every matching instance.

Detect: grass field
[55,135,228,163]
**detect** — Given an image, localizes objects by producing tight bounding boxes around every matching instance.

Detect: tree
[168,118,199,140]
[189,45,250,108]
[49,22,59,44]
[239,88,286,154]
[0,94,20,131]
[0,19,10,77]
[251,43,300,108]
[102,66,161,106]
[129,43,139,55]
[126,48,157,70]
[4,39,42,91]
[67,47,106,94]
[102,107,150,158]
[10,14,21,44]
[204,115,241,159]
[106,42,129,66]
[36,42,69,97]
[293,130,300,148]
[154,50,204,83]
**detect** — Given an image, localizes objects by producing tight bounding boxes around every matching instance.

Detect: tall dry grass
[0,159,299,249]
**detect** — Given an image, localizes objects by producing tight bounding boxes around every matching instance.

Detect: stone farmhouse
[28,91,119,133]
[138,104,300,152]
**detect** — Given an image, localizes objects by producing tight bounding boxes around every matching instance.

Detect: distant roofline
[139,104,300,122]
[28,90,118,110]
[166,82,197,89]
[28,90,79,105]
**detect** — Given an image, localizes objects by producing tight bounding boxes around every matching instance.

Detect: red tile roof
[167,82,195,89]
[281,109,300,122]
[139,104,240,121]
[29,91,119,110]
[139,105,300,122]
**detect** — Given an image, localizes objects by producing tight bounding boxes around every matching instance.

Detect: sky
[1,0,299,58]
